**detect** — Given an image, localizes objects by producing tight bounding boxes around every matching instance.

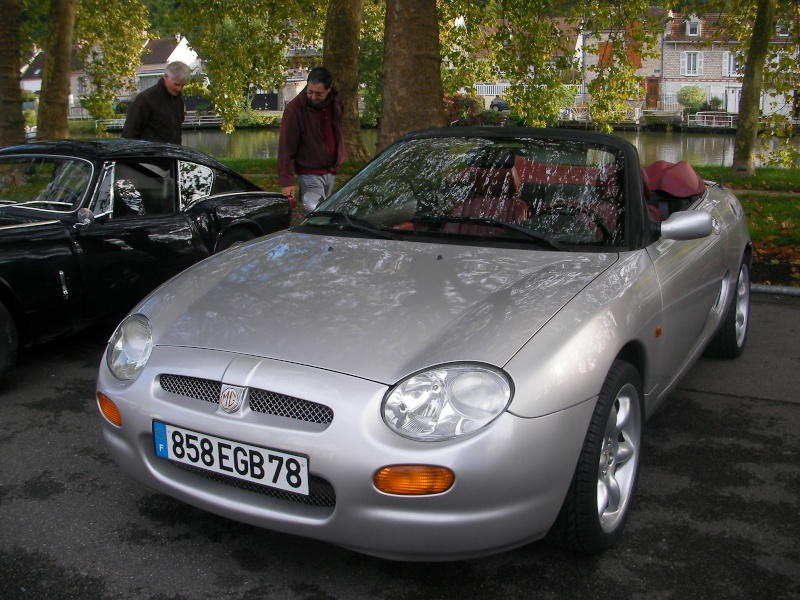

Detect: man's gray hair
[165,61,192,84]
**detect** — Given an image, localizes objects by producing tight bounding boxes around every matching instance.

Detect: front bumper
[98,345,595,561]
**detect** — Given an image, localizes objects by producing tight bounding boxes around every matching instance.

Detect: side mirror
[75,207,96,227]
[658,211,714,241]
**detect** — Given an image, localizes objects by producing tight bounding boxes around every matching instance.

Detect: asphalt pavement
[0,292,798,600]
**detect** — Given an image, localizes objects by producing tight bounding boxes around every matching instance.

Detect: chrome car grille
[173,462,337,509]
[159,374,334,424]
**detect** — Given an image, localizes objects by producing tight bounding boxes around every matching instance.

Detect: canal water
[169,128,789,167]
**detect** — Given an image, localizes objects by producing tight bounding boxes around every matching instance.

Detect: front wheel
[705,260,750,358]
[0,303,19,384]
[547,360,643,553]
[216,228,256,252]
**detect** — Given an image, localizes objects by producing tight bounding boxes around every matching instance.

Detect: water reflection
[149,128,793,167]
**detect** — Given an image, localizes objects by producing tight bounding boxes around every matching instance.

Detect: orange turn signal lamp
[97,392,122,427]
[374,465,455,495]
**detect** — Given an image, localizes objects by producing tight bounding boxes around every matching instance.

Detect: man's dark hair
[308,67,333,89]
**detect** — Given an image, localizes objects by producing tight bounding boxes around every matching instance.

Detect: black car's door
[75,159,199,320]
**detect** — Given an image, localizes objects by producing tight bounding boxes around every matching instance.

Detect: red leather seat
[444,166,529,235]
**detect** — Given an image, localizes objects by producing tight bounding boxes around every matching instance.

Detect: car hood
[141,231,618,384]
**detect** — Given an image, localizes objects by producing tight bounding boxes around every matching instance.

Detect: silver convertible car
[97,127,751,561]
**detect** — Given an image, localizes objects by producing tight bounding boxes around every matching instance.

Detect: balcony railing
[95,113,223,132]
[687,111,738,128]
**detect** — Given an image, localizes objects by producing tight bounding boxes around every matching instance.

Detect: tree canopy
[2,0,798,173]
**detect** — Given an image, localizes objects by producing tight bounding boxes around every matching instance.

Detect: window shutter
[723,51,730,76]
[680,52,687,75]
[627,42,642,68]
[599,41,613,68]
[697,52,704,75]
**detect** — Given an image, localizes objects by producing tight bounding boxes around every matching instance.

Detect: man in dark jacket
[278,67,345,214]
[122,61,191,145]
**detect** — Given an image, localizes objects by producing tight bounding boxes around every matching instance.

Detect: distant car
[490,96,510,111]
[97,127,751,561]
[0,139,293,381]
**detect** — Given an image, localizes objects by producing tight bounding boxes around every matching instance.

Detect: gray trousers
[298,173,336,214]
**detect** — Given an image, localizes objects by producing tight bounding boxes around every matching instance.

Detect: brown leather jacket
[278,86,345,188]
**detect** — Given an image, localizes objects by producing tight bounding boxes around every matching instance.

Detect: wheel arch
[0,279,27,344]
[615,341,646,389]
[213,220,262,253]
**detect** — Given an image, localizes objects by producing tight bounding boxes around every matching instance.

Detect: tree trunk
[376,0,445,154]
[324,0,371,164]
[731,0,777,177]
[0,0,26,147]
[37,0,78,141]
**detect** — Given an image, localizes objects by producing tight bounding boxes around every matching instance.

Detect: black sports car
[0,139,293,382]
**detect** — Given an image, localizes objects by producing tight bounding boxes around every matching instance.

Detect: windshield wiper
[306,210,399,240]
[411,216,567,251]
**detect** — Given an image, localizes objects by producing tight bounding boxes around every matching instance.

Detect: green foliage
[21,89,37,103]
[80,96,115,120]
[438,1,498,95]
[233,109,280,129]
[23,109,37,128]
[141,0,183,36]
[19,0,50,52]
[178,0,326,133]
[677,85,706,112]
[443,93,488,125]
[677,87,704,112]
[67,120,97,136]
[74,0,150,120]
[357,0,385,128]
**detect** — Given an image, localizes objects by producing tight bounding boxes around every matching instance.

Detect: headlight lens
[106,314,153,381]
[382,364,512,441]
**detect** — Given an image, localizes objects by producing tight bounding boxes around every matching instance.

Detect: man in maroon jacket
[278,67,345,214]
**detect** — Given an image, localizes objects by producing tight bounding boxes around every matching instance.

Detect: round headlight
[382,364,512,441]
[106,314,153,381]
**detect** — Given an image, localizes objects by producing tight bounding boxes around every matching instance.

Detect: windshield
[0,156,93,212]
[310,136,625,248]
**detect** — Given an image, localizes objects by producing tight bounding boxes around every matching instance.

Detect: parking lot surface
[1,293,798,600]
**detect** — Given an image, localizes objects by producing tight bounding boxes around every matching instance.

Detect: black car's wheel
[547,360,643,553]
[705,260,751,358]
[0,303,19,384]
[216,228,256,252]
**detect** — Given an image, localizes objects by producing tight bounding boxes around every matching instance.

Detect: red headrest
[464,166,520,197]
[643,160,705,198]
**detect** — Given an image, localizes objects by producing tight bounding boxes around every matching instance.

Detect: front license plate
[153,421,309,495]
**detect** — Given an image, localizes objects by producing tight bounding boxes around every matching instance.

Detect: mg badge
[220,384,247,413]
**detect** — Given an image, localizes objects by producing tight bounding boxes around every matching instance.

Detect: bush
[23,109,37,128]
[677,85,706,114]
[444,93,489,126]
[234,109,280,129]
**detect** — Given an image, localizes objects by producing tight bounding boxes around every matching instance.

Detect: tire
[547,360,643,553]
[705,261,750,358]
[216,228,256,252]
[0,303,19,384]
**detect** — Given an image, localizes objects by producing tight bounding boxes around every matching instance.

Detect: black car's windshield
[314,136,625,249]
[0,156,92,212]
